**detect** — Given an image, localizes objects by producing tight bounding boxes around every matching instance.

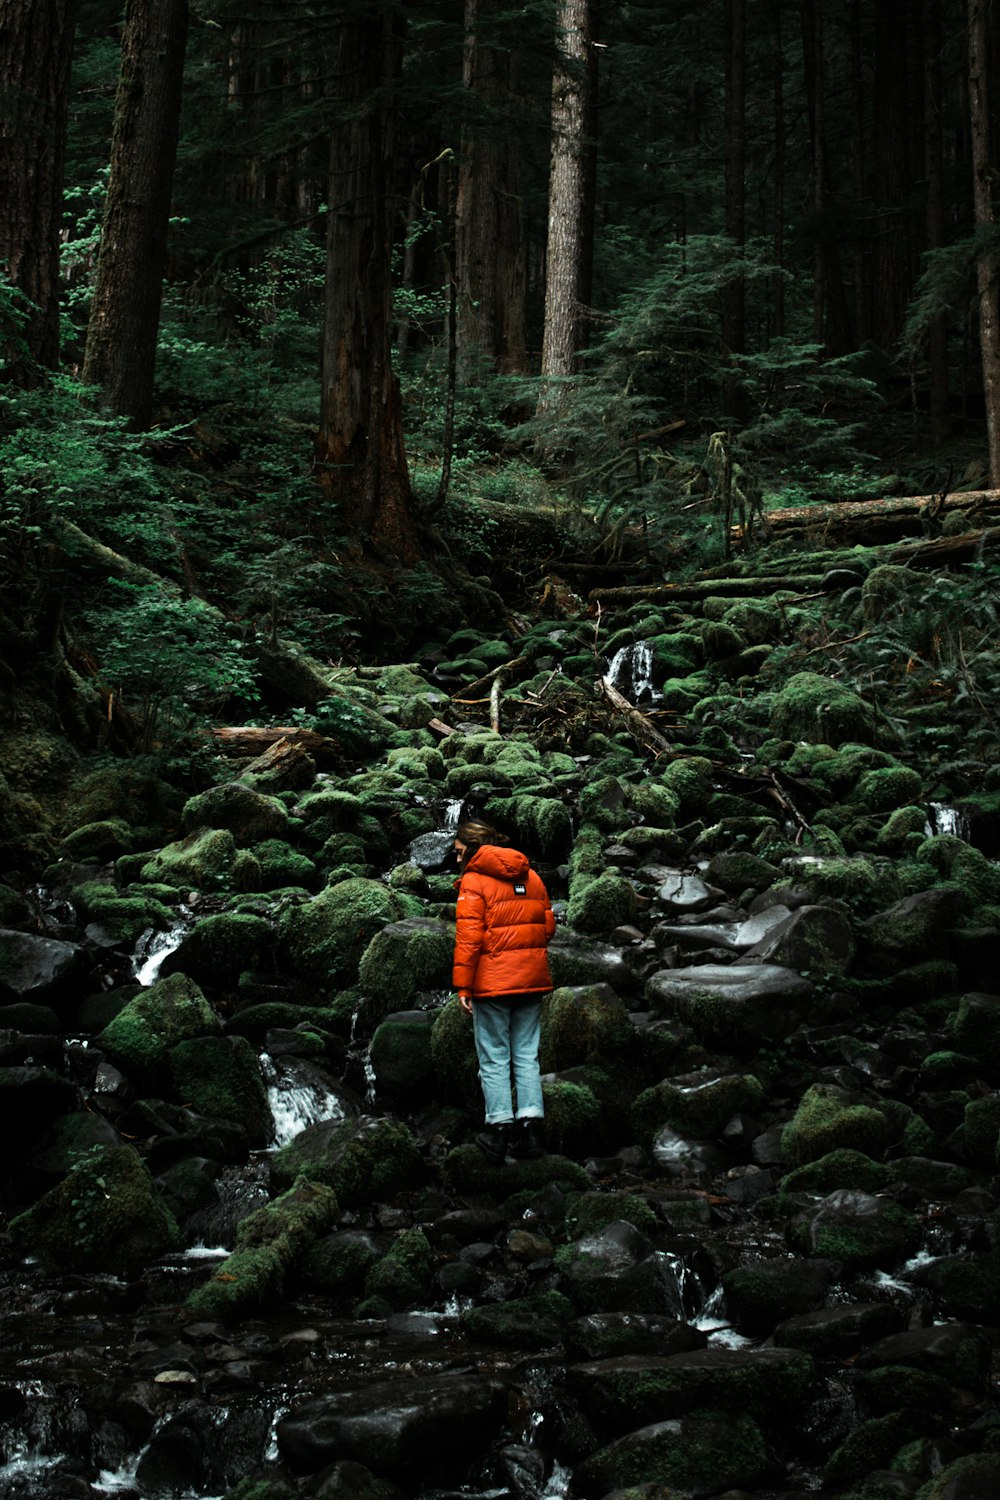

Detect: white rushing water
[603,640,655,702]
[132,910,193,986]
[260,1054,346,1147]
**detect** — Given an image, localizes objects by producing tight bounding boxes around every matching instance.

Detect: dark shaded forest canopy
[3,0,1000,869]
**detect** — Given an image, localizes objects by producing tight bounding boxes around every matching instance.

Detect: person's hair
[455,818,509,871]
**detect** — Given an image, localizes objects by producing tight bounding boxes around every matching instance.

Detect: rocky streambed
[2,560,1000,1500]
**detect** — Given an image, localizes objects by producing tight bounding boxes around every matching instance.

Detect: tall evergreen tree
[315,3,419,560]
[0,0,77,383]
[81,0,188,428]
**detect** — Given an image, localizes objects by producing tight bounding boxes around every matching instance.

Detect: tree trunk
[968,0,1000,485]
[315,8,419,562]
[923,0,950,445]
[538,0,591,411]
[722,0,747,423]
[872,0,919,351]
[0,0,77,384]
[455,0,528,380]
[81,0,188,428]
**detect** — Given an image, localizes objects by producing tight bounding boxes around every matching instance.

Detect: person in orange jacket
[452,818,556,1163]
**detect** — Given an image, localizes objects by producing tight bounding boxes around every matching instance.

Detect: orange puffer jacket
[452,844,555,1000]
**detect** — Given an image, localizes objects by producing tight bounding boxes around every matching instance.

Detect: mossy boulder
[169,1034,273,1147]
[9,1144,178,1276]
[576,1410,769,1496]
[862,885,967,973]
[460,1291,574,1351]
[441,1144,589,1195]
[185,1177,338,1320]
[782,1084,889,1168]
[542,1079,604,1155]
[705,850,779,895]
[357,917,454,1016]
[362,1226,433,1311]
[299,1229,383,1295]
[911,1453,1000,1499]
[785,1189,921,1269]
[823,1410,927,1490]
[140,829,237,889]
[96,972,220,1088]
[162,911,274,987]
[948,991,1000,1066]
[233,840,318,893]
[428,997,480,1108]
[780,1148,890,1194]
[182,781,290,844]
[770,671,875,747]
[280,880,420,989]
[564,1191,658,1241]
[658,756,713,816]
[269,1114,425,1206]
[854,764,925,814]
[539,984,635,1074]
[72,882,174,945]
[369,1010,436,1095]
[60,818,134,862]
[567,871,638,934]
[633,1070,765,1145]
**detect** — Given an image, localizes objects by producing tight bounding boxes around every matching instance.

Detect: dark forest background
[3,0,1000,776]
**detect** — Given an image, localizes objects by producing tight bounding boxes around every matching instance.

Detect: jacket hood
[465,844,530,881]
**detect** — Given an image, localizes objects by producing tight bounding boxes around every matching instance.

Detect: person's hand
[458,993,473,1015]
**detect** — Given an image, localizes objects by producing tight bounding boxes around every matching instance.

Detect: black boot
[509,1117,545,1160]
[474,1122,512,1164]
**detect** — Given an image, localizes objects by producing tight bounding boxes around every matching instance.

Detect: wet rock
[569,1345,814,1435]
[563,1311,706,1361]
[460,1289,573,1349]
[362,1226,433,1311]
[276,1372,507,1479]
[357,917,453,1016]
[279,879,419,989]
[645,963,814,1050]
[540,984,635,1073]
[169,1034,273,1149]
[369,1009,436,1095]
[772,1299,906,1355]
[861,886,968,973]
[160,912,275,987]
[556,1222,684,1316]
[781,1083,889,1167]
[721,1257,840,1337]
[270,1114,425,1206]
[0,927,84,998]
[650,1126,730,1180]
[182,781,290,844]
[576,1410,770,1496]
[548,931,636,991]
[745,903,855,975]
[785,1189,921,1269]
[309,1459,407,1500]
[633,1070,765,1146]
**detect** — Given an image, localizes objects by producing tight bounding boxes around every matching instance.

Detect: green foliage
[84,581,258,749]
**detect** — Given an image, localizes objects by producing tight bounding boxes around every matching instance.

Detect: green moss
[578,1410,769,1495]
[72,883,174,944]
[169,1034,273,1147]
[279,878,419,988]
[540,985,635,1074]
[182,782,290,845]
[564,1191,657,1239]
[770,671,875,747]
[782,1084,888,1167]
[634,1071,765,1146]
[780,1148,889,1194]
[357,918,454,1016]
[362,1226,433,1310]
[855,765,924,814]
[441,1143,590,1194]
[541,1079,603,1154]
[141,828,237,888]
[566,870,637,933]
[270,1115,425,1206]
[460,1290,573,1349]
[185,1178,338,1320]
[9,1144,178,1276]
[96,971,220,1088]
[824,1411,925,1489]
[430,998,481,1108]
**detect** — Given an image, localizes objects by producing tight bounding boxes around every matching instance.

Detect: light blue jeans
[471,998,545,1125]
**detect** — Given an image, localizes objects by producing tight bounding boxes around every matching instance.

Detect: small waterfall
[444,798,464,830]
[132,909,192,986]
[924,802,971,840]
[261,1054,347,1147]
[603,640,655,703]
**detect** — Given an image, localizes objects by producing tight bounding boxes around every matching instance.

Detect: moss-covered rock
[429,998,481,1109]
[72,882,174,945]
[576,1410,769,1496]
[539,984,635,1074]
[567,871,638,934]
[232,840,318,893]
[163,911,274,987]
[785,1189,921,1268]
[140,828,237,889]
[461,1290,574,1350]
[183,782,290,845]
[185,1177,338,1320]
[782,1084,889,1168]
[854,765,925,814]
[541,1079,604,1155]
[96,971,220,1088]
[169,1034,273,1147]
[60,818,134,862]
[9,1143,178,1275]
[441,1143,590,1195]
[770,671,875,747]
[269,1114,425,1205]
[299,1228,383,1295]
[362,1226,433,1311]
[280,879,420,989]
[823,1410,926,1490]
[357,917,454,1016]
[369,1010,436,1095]
[564,1191,658,1240]
[633,1070,765,1145]
[780,1148,889,1194]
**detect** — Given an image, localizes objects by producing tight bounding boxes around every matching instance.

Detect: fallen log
[206,726,345,768]
[731,487,1000,546]
[451,656,529,705]
[890,525,1000,567]
[597,677,673,756]
[589,574,830,608]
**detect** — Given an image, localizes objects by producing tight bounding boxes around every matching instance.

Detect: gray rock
[0,928,84,998]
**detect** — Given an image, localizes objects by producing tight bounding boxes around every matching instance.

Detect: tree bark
[0,0,77,383]
[923,0,950,444]
[538,0,591,412]
[315,7,419,561]
[722,0,747,423]
[82,0,189,428]
[455,0,528,380]
[968,0,1000,485]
